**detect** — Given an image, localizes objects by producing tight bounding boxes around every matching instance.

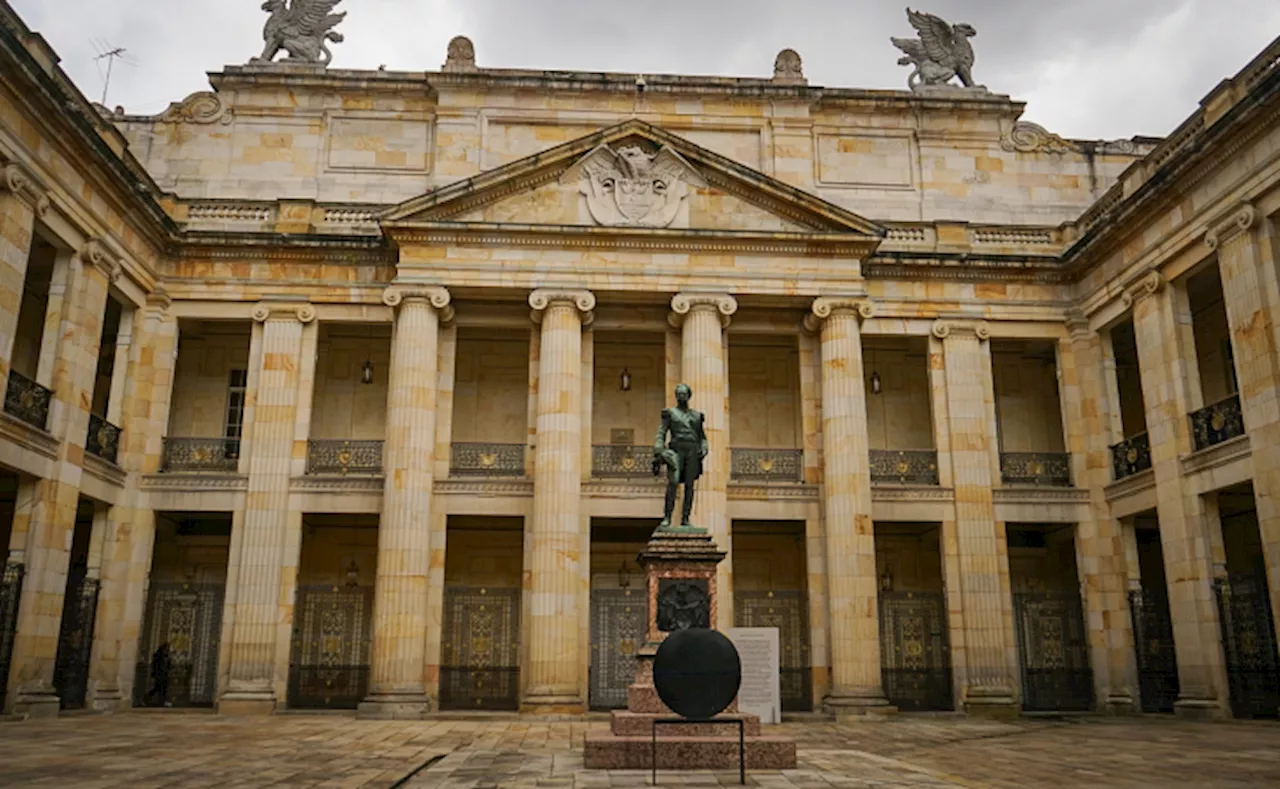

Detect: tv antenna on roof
[92,39,137,107]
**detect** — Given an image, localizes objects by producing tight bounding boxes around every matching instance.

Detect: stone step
[607,710,761,737]
[584,733,797,770]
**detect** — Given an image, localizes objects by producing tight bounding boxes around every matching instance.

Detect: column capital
[669,292,737,329]
[383,284,453,324]
[252,301,316,324]
[1204,203,1258,251]
[1121,269,1165,308]
[804,297,872,333]
[529,288,595,325]
[80,239,122,284]
[1,161,50,216]
[145,286,172,314]
[932,319,990,341]
[1064,309,1092,341]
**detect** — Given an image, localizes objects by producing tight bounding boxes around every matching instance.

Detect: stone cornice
[80,239,122,283]
[1179,433,1250,477]
[931,319,990,340]
[252,301,316,323]
[669,292,737,329]
[1,161,49,215]
[1204,203,1259,251]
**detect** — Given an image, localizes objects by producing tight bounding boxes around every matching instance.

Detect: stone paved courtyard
[0,713,1278,788]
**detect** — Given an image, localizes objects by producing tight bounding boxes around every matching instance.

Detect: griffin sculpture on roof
[890,8,983,91]
[251,0,347,66]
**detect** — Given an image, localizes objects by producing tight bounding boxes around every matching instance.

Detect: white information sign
[725,627,781,724]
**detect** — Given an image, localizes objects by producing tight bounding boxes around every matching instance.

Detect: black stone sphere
[652,628,742,720]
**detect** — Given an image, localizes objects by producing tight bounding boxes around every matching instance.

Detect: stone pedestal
[584,531,796,770]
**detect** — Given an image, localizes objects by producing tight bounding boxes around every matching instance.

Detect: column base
[1174,696,1227,720]
[520,694,587,715]
[1104,691,1137,715]
[218,689,278,716]
[823,690,896,720]
[11,689,60,719]
[358,694,431,720]
[962,685,1019,718]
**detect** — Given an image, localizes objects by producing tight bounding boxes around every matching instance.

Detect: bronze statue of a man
[653,384,708,531]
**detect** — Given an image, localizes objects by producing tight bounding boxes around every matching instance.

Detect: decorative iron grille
[86,414,121,464]
[999,452,1072,487]
[162,437,241,472]
[440,587,520,711]
[1191,394,1245,452]
[869,449,940,485]
[134,583,225,708]
[1128,587,1179,713]
[4,370,51,431]
[589,587,646,709]
[592,445,657,479]
[288,585,373,709]
[449,443,526,477]
[736,590,813,711]
[879,591,953,711]
[1110,433,1152,480]
[1214,574,1280,719]
[53,576,99,709]
[0,562,23,712]
[1013,591,1094,712]
[730,448,804,483]
[305,440,384,475]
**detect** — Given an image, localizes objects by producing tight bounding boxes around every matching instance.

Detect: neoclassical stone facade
[0,1,1278,721]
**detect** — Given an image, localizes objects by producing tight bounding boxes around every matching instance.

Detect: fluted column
[218,301,313,715]
[522,288,594,713]
[933,319,1018,713]
[1129,270,1231,716]
[6,240,114,717]
[669,292,736,628]
[1209,205,1280,645]
[806,297,890,715]
[359,285,451,719]
[0,162,48,388]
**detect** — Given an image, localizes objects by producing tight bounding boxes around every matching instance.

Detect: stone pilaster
[218,300,314,715]
[360,285,451,719]
[1128,271,1228,716]
[933,319,1018,714]
[669,292,736,629]
[805,297,890,716]
[0,162,48,388]
[1059,324,1137,713]
[6,240,113,717]
[1208,205,1280,644]
[522,288,593,713]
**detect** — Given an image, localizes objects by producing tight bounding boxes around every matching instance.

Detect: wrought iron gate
[0,562,23,711]
[288,585,373,709]
[878,591,953,711]
[440,586,520,711]
[736,590,812,711]
[133,583,225,708]
[1013,591,1094,711]
[1214,575,1280,719]
[53,575,99,709]
[589,588,645,710]
[1128,587,1178,712]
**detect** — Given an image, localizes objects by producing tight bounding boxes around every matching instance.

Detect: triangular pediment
[383,119,883,239]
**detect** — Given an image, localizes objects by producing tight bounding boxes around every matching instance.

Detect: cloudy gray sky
[12,0,1279,140]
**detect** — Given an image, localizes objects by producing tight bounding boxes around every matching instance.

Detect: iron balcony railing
[4,370,51,431]
[869,449,940,485]
[1110,432,1152,480]
[86,414,121,464]
[306,439,383,475]
[1190,394,1245,452]
[449,442,526,477]
[161,437,241,472]
[999,452,1072,487]
[730,448,804,483]
[592,444,657,479]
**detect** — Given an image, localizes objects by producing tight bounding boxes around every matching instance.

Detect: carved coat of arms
[572,143,705,228]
